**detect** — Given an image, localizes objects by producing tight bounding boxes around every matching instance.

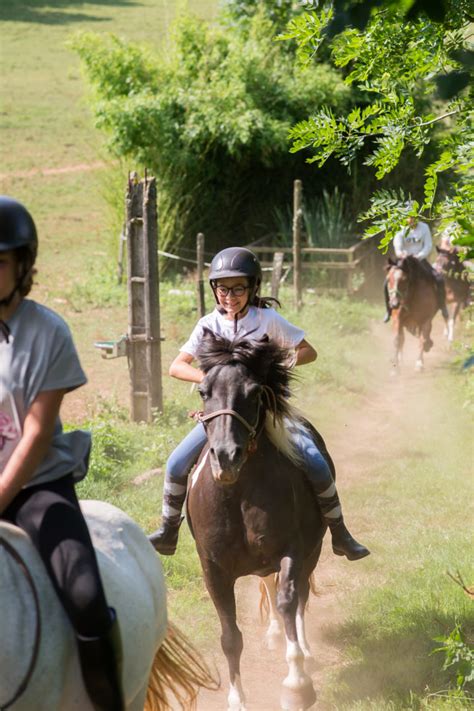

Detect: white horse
[0,500,217,711]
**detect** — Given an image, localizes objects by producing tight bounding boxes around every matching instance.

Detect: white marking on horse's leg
[227,674,247,711]
[296,609,313,662]
[262,574,283,650]
[415,358,424,371]
[281,638,316,710]
[448,317,454,343]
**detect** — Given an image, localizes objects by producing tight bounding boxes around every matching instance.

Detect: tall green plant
[304,188,353,248]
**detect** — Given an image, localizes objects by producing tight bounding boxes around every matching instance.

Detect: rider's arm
[393,229,406,258]
[169,351,205,384]
[295,339,317,366]
[0,389,65,514]
[417,222,433,260]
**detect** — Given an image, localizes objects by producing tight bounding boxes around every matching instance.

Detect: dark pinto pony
[187,330,333,711]
[434,246,470,343]
[386,255,439,372]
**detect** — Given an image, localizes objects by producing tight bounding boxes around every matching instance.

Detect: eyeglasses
[215,284,249,297]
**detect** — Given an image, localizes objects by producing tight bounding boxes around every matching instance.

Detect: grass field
[1,0,216,295]
[1,1,473,708]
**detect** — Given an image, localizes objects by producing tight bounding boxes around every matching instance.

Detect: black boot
[437,280,449,320]
[76,608,124,711]
[329,520,370,561]
[383,279,391,322]
[149,516,184,555]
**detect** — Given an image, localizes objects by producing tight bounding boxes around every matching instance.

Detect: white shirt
[181,306,305,359]
[393,221,432,260]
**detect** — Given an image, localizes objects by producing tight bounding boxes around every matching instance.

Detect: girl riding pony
[150,247,369,562]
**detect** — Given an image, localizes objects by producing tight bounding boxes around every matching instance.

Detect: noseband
[196,385,278,446]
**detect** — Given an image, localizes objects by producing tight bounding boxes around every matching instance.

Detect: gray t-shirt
[0,299,91,487]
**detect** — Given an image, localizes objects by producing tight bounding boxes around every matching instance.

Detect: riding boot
[328,519,371,561]
[76,607,125,711]
[149,515,184,555]
[383,279,391,322]
[316,483,370,561]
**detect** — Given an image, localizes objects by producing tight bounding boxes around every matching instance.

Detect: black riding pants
[2,474,110,637]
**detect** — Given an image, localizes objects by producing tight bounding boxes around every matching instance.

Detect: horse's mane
[197,328,294,421]
[386,255,431,281]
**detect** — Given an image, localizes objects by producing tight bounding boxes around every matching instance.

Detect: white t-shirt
[393,221,432,260]
[181,306,305,359]
[0,299,91,486]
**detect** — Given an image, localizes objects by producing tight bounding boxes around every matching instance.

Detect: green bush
[71,11,352,253]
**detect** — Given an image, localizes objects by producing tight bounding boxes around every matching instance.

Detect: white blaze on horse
[434,246,470,344]
[0,500,217,711]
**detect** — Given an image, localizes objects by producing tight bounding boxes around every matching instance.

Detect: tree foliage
[282,0,473,255]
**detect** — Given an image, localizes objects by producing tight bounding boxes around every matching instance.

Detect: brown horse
[187,330,333,711]
[434,246,470,344]
[386,256,439,372]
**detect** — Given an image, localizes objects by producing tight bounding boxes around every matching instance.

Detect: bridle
[388,266,409,310]
[195,384,278,448]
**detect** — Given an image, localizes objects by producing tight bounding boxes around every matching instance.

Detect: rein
[0,536,41,711]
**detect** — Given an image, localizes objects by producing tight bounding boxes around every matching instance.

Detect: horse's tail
[144,622,220,711]
[258,576,274,622]
[258,572,318,623]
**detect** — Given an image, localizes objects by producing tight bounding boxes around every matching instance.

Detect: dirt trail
[194,319,459,710]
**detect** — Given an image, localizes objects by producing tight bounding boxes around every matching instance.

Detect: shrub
[71,12,352,254]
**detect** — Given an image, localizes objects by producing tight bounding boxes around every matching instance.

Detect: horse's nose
[215,444,243,470]
[214,469,238,485]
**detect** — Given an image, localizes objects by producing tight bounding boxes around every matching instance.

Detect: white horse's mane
[264,405,305,467]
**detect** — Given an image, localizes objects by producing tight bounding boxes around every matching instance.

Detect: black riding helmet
[0,196,38,309]
[0,196,38,255]
[209,247,261,294]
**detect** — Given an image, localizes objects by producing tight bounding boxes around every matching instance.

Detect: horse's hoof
[415,361,424,372]
[280,681,316,710]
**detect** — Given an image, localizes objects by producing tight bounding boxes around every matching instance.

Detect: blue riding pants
[163,420,340,518]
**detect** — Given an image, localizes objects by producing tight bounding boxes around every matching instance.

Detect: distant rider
[383,213,449,322]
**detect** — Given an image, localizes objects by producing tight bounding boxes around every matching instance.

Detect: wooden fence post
[271,251,284,301]
[125,172,163,422]
[293,179,303,310]
[197,232,206,318]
